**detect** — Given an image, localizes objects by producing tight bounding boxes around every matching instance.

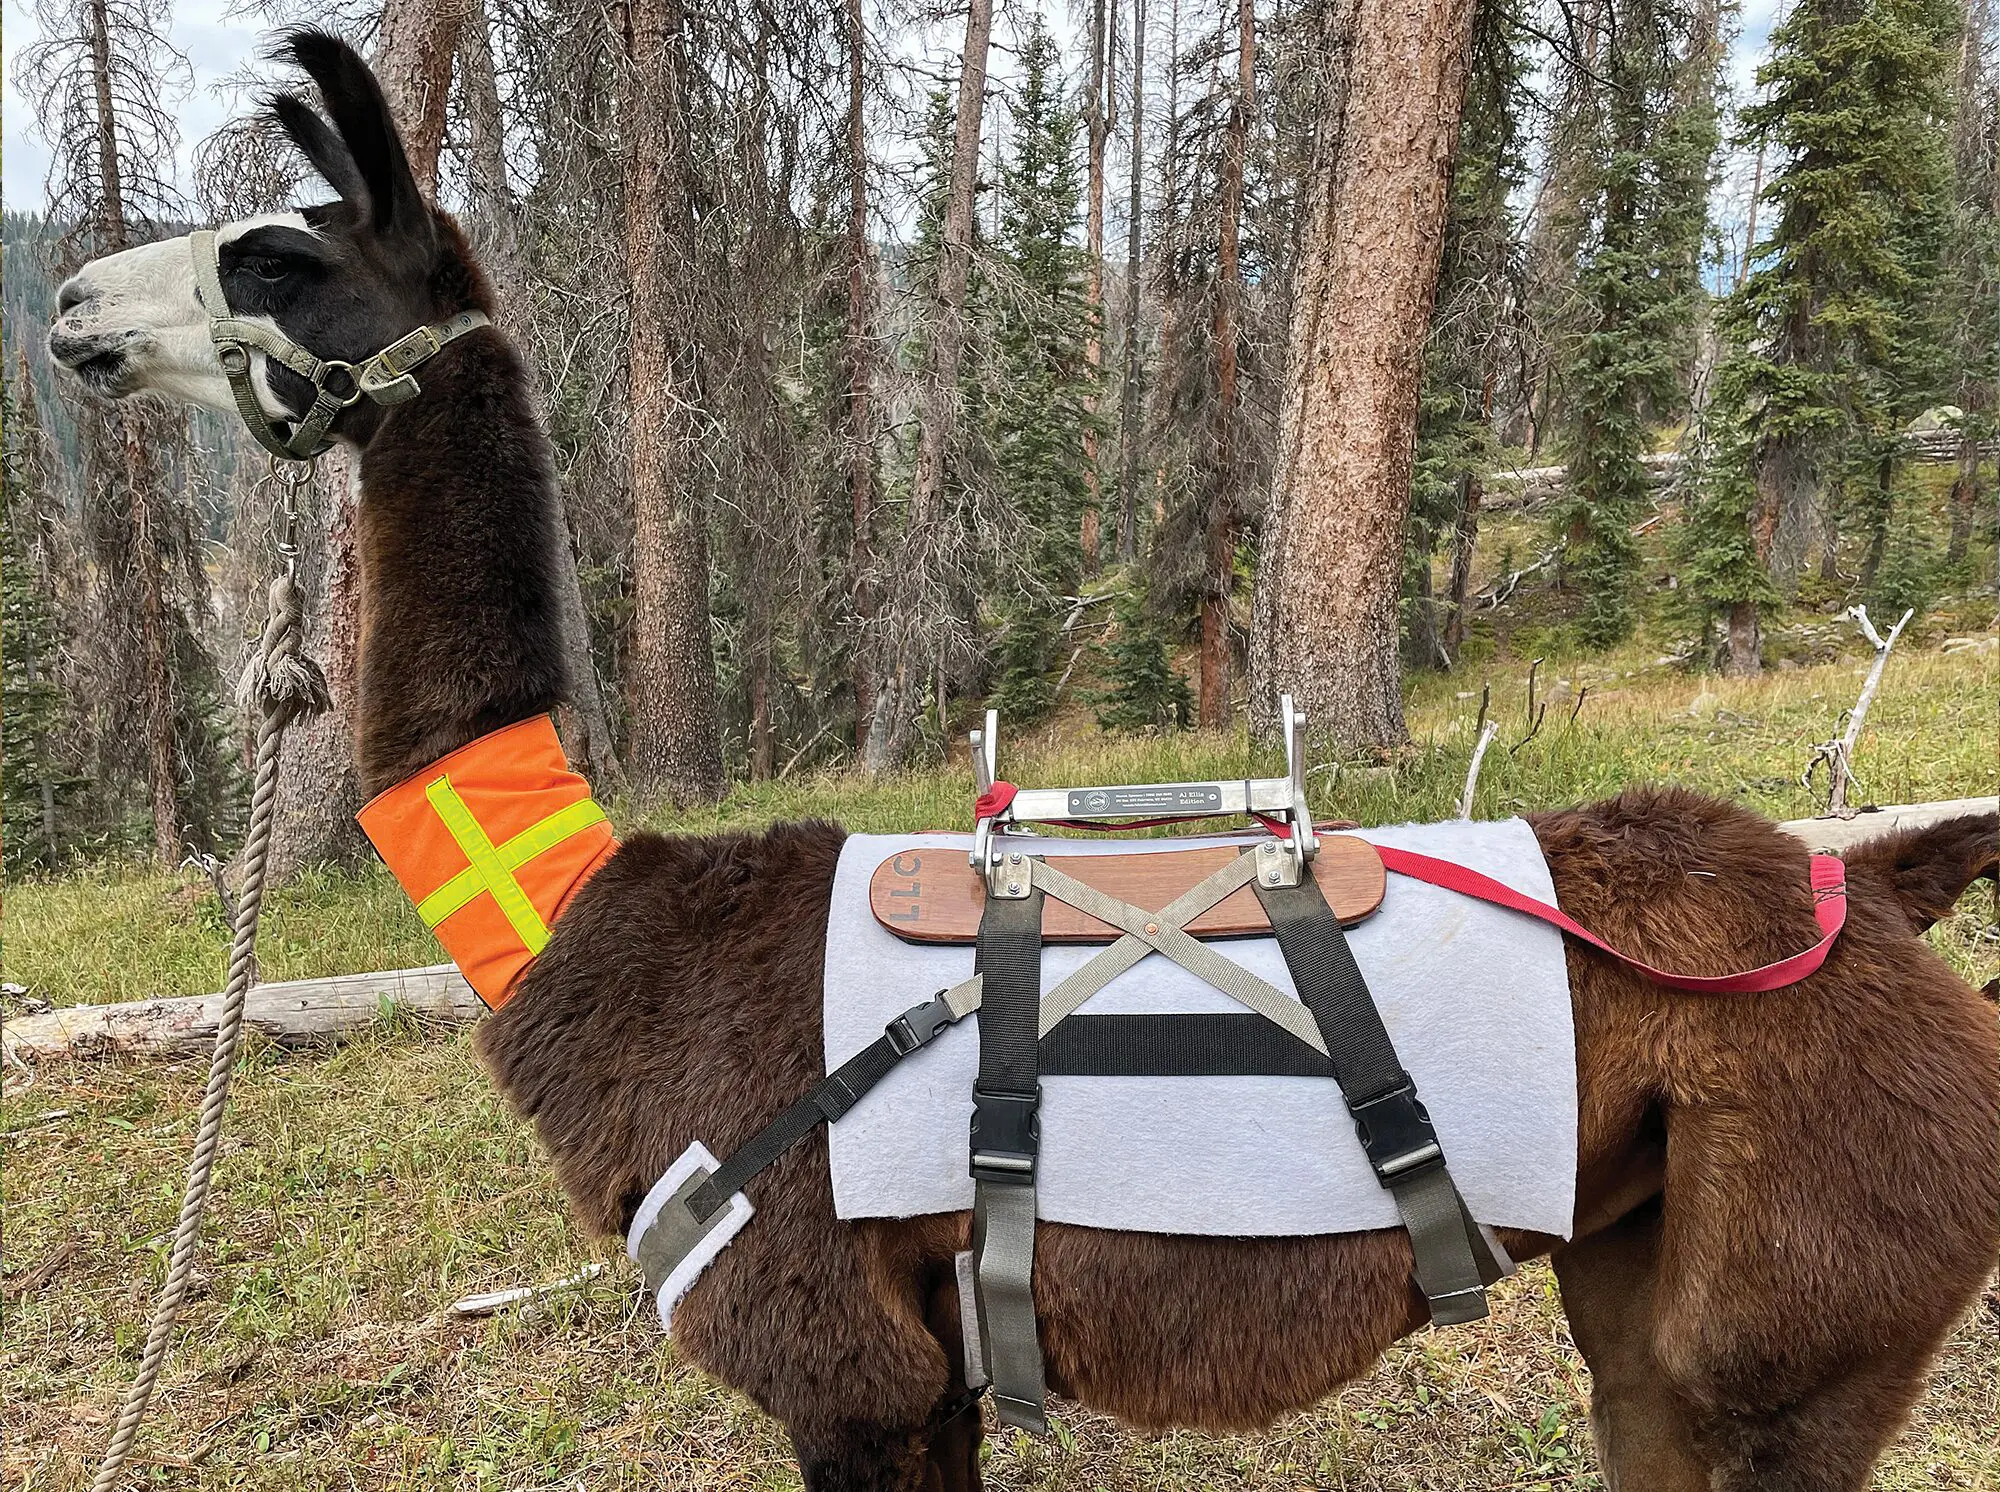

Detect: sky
[3,0,1787,233]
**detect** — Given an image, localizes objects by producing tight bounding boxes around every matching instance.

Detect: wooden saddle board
[869,835,1387,945]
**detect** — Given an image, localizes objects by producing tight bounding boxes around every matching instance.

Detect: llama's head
[47,29,489,448]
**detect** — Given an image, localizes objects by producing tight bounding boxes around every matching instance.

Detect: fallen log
[7,795,1994,1062]
[3,965,479,1062]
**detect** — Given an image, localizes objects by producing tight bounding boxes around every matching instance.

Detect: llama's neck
[351,332,570,795]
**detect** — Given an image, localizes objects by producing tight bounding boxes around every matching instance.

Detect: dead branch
[1801,605,1915,817]
[1459,718,1502,819]
[1511,658,1548,754]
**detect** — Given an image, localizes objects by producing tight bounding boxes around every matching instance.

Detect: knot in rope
[237,573,331,724]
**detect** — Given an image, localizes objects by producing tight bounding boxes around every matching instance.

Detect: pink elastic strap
[1374,845,1847,993]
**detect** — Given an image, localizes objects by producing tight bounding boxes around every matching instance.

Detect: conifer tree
[990,17,1100,717]
[1548,0,1721,646]
[1692,0,1957,666]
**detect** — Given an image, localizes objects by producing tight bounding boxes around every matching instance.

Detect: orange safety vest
[358,715,616,1009]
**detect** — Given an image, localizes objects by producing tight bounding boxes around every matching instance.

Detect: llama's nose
[56,277,91,315]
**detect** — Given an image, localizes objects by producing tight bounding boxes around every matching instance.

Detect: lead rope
[91,462,331,1492]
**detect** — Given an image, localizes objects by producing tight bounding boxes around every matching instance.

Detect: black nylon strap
[1253,875,1407,1101]
[1039,1013,1336,1078]
[687,988,971,1221]
[975,889,1046,1096]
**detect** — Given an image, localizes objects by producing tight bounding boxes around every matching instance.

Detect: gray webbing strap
[1035,849,1265,1032]
[969,886,1049,1433]
[1031,857,1328,1053]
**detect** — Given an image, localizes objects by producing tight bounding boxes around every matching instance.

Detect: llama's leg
[1551,1202,1710,1492]
[920,1266,983,1492]
[788,1425,931,1492]
[1685,1340,1942,1492]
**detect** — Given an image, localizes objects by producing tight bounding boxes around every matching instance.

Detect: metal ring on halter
[316,361,365,408]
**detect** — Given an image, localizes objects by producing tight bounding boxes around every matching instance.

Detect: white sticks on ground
[1804,605,1915,818]
[1458,720,1501,819]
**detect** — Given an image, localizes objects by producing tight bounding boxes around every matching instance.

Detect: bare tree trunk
[1946,434,1982,565]
[1443,467,1482,651]
[89,0,182,860]
[907,0,994,533]
[1254,0,1479,749]
[374,0,472,193]
[846,0,878,751]
[1115,0,1147,578]
[620,0,724,803]
[459,0,621,788]
[1726,599,1760,674]
[1200,0,1253,729]
[1082,0,1109,572]
[864,0,994,772]
[125,424,180,861]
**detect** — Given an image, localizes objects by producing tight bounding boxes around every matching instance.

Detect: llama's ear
[268,93,369,207]
[277,27,431,243]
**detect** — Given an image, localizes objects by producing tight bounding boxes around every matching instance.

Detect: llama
[48,32,2000,1491]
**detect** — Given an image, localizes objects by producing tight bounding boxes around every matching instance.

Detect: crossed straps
[964,849,1508,1433]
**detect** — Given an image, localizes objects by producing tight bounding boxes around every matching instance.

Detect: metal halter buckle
[374,324,443,375]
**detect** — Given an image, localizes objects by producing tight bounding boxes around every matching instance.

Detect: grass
[8,640,1995,1009]
[4,1037,1996,1490]
[4,563,1997,1487]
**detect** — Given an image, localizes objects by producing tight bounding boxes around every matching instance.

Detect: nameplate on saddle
[868,836,1386,944]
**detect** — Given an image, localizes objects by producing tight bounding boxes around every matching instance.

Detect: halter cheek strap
[189,229,490,462]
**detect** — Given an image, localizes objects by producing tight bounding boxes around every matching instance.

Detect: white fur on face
[47,212,316,419]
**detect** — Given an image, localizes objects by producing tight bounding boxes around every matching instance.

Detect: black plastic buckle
[1347,1079,1444,1183]
[885,989,961,1057]
[969,1085,1040,1184]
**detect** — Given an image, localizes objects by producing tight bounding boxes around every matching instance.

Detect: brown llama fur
[480,794,2000,1491]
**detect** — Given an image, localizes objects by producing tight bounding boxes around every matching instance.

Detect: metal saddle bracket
[971,692,1319,898]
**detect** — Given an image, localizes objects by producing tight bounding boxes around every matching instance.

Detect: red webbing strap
[1374,845,1848,994]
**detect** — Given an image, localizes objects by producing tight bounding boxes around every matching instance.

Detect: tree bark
[620,0,725,803]
[1200,0,1253,730]
[1945,433,1981,565]
[1725,598,1761,674]
[1254,0,1479,750]
[374,0,472,194]
[1115,0,1147,580]
[846,0,878,751]
[906,0,994,534]
[1082,0,1109,571]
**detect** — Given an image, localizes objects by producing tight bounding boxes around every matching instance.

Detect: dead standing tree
[1253,0,1481,750]
[863,0,996,772]
[21,0,222,864]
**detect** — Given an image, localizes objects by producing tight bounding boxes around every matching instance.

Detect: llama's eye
[237,256,287,283]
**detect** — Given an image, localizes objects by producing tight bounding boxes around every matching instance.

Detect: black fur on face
[245,28,492,437]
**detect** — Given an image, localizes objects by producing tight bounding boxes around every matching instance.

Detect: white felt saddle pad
[823,819,1577,1239]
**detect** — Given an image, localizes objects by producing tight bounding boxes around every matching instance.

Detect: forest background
[0,0,1995,875]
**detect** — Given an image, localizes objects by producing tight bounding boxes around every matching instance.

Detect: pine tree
[1,374,85,873]
[1697,0,1957,653]
[1090,586,1193,730]
[990,16,1100,719]
[1548,0,1721,646]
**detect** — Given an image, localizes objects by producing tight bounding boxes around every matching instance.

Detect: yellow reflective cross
[416,778,608,953]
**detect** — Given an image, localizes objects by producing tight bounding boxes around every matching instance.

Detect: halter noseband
[189,229,490,462]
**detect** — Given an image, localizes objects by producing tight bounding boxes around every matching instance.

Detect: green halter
[189,229,490,462]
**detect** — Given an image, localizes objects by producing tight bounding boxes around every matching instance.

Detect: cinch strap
[969,885,1050,1434]
[1253,870,1506,1324]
